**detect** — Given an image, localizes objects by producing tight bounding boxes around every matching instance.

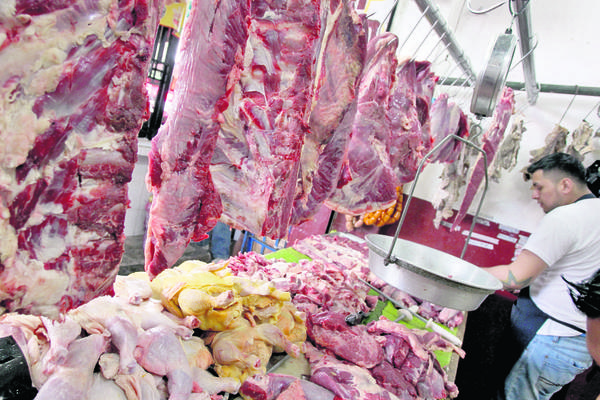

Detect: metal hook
[411,19,439,61]
[380,0,400,33]
[509,34,539,72]
[558,86,579,125]
[424,31,446,61]
[583,100,600,122]
[398,5,430,53]
[437,64,460,87]
[467,0,507,14]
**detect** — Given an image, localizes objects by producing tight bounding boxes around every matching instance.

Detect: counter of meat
[0,233,466,400]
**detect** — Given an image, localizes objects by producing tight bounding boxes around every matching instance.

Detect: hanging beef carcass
[0,0,163,316]
[145,0,250,279]
[451,87,515,230]
[324,33,400,215]
[209,0,322,238]
[388,59,439,183]
[290,0,368,225]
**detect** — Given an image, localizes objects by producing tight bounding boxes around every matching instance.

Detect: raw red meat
[325,33,400,215]
[306,343,400,400]
[145,0,250,279]
[291,1,367,225]
[210,0,321,238]
[388,60,438,184]
[428,93,469,164]
[0,0,163,316]
[307,311,384,369]
[239,373,336,400]
[451,87,515,230]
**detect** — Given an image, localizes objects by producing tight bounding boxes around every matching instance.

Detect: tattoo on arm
[503,270,533,289]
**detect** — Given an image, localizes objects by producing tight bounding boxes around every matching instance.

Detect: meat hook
[583,100,600,123]
[398,4,430,53]
[558,85,578,126]
[410,19,439,61]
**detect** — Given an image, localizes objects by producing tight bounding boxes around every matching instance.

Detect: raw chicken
[34,334,107,400]
[192,367,241,395]
[211,323,302,382]
[134,326,194,400]
[88,373,128,400]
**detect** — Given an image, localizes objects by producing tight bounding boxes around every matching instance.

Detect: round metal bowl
[366,234,503,311]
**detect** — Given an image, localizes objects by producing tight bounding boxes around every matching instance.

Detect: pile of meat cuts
[144,0,476,278]
[0,234,465,400]
[0,1,164,316]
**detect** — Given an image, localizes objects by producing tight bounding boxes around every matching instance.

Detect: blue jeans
[503,334,592,400]
[210,222,231,260]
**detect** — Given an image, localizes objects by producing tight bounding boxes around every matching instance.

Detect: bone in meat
[566,120,596,161]
[1,0,163,317]
[144,0,250,279]
[290,1,367,225]
[451,87,515,230]
[210,0,321,238]
[324,33,400,215]
[490,115,525,183]
[523,124,569,172]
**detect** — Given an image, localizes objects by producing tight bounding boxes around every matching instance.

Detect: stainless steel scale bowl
[366,234,502,311]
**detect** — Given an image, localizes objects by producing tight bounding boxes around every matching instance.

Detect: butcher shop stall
[1,0,599,399]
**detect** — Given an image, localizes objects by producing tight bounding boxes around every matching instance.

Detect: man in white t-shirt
[485,152,600,400]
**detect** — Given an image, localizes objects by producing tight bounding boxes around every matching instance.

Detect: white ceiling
[365,0,600,108]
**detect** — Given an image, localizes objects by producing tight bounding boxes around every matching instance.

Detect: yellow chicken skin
[148,261,298,333]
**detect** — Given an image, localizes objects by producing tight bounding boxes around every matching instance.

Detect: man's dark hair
[524,152,587,184]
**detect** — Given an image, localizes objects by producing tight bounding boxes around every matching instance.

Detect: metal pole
[411,0,477,85]
[513,0,539,104]
[437,77,600,98]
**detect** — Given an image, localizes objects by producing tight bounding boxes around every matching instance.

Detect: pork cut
[0,0,163,316]
[239,373,336,400]
[305,343,400,400]
[145,0,250,279]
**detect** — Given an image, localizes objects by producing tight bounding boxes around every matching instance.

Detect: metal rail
[391,0,478,85]
[437,77,600,98]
